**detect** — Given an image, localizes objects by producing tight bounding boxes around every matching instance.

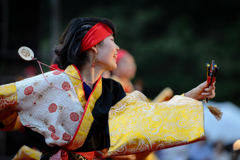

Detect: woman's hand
[184,81,215,100]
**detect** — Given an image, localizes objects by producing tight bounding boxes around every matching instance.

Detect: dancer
[0,17,215,160]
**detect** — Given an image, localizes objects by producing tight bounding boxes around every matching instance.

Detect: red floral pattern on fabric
[70,112,79,121]
[53,70,61,75]
[62,132,71,141]
[50,150,68,160]
[62,82,70,91]
[51,133,60,140]
[49,103,57,113]
[24,86,33,95]
[49,125,56,133]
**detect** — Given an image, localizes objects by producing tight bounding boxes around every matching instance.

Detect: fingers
[201,89,215,99]
[200,81,208,88]
[204,85,215,92]
[202,82,215,97]
[201,92,215,97]
[188,81,216,100]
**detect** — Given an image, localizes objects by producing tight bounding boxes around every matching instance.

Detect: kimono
[0,64,205,159]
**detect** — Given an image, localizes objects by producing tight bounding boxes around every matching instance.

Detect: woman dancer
[0,17,215,160]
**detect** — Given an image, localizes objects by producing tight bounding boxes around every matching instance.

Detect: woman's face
[96,35,119,71]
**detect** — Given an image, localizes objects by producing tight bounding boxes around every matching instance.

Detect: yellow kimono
[0,64,205,158]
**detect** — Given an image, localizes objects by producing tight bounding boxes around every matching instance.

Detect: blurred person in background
[188,141,213,160]
[212,140,231,160]
[155,145,188,160]
[111,49,173,102]
[111,49,136,93]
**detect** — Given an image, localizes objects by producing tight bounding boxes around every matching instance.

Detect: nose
[116,44,120,52]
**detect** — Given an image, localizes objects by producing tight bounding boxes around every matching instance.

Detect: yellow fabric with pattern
[66,65,103,150]
[65,65,87,108]
[108,91,205,156]
[13,145,41,160]
[0,82,18,130]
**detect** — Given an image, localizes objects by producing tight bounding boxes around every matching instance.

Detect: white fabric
[16,71,84,147]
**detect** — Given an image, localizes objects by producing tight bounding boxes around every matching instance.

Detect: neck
[78,64,103,89]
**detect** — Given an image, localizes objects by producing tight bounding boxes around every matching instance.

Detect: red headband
[80,22,113,53]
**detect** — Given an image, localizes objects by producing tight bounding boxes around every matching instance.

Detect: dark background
[0,0,240,158]
[1,0,240,104]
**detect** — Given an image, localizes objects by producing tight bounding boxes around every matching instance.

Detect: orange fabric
[74,151,95,159]
[0,118,17,131]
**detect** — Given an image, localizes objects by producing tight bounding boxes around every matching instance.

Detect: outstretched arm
[184,81,215,100]
[108,91,205,156]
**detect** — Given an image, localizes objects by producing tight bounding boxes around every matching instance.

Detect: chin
[110,63,117,70]
[111,65,117,70]
[106,65,117,71]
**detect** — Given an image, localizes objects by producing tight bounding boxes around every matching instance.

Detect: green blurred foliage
[55,0,240,105]
[5,0,240,105]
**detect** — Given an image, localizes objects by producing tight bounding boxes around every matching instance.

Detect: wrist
[184,89,198,100]
[184,91,191,98]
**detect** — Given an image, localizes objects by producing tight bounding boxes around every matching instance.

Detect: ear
[91,46,97,54]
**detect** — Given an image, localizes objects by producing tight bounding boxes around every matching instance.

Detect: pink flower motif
[70,112,79,121]
[53,70,61,75]
[51,133,59,140]
[24,86,33,95]
[48,125,56,133]
[62,82,70,91]
[62,132,71,141]
[49,103,57,113]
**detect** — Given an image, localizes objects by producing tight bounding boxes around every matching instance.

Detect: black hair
[53,17,116,69]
